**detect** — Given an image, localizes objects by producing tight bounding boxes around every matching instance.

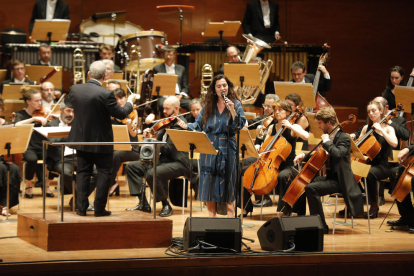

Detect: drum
[121,30,166,60]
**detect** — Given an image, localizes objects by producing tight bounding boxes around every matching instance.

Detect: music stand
[349,134,367,161]
[25,65,63,89]
[31,19,70,43]
[0,124,33,223]
[202,21,241,62]
[306,112,324,139]
[395,86,414,145]
[0,69,7,83]
[166,129,217,217]
[2,84,41,100]
[274,82,316,109]
[3,100,26,124]
[225,64,260,88]
[112,125,132,151]
[35,126,70,138]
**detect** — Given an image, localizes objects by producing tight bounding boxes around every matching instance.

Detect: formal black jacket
[291,73,332,98]
[30,0,70,34]
[66,79,132,153]
[0,79,35,94]
[153,63,189,95]
[304,130,364,216]
[242,0,280,44]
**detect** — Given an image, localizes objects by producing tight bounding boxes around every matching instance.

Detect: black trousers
[389,166,414,222]
[111,150,140,186]
[366,163,389,204]
[0,163,20,208]
[305,176,341,227]
[23,149,43,182]
[76,151,112,213]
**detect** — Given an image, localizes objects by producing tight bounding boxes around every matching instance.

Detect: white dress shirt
[42,99,53,109]
[165,63,180,95]
[58,117,76,156]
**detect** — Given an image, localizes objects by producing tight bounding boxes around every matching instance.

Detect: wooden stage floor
[1,178,414,275]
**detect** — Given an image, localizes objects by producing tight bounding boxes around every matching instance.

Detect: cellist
[387,145,414,232]
[294,107,364,234]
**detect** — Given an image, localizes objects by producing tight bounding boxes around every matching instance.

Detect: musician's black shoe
[159,204,173,217]
[378,196,385,206]
[94,210,111,217]
[76,210,86,216]
[387,218,412,227]
[126,203,151,213]
[253,198,273,207]
[338,208,351,217]
[409,228,414,234]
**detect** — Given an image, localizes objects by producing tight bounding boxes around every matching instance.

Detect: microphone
[221,92,230,110]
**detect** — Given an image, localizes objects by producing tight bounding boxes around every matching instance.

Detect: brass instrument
[237,34,273,105]
[73,48,85,84]
[128,45,140,95]
[200,64,213,101]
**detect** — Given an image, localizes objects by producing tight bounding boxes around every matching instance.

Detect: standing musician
[37,43,53,66]
[290,61,332,98]
[294,107,364,234]
[381,66,411,110]
[353,100,398,218]
[387,145,414,232]
[125,96,195,217]
[66,61,136,217]
[177,75,246,218]
[0,98,21,216]
[15,85,54,198]
[0,60,35,94]
[108,88,140,197]
[29,0,70,34]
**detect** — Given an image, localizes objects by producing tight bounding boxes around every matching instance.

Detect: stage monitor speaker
[183,217,242,253]
[140,138,158,162]
[257,215,324,252]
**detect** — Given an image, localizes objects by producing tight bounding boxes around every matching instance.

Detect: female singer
[358,100,398,218]
[381,66,406,110]
[0,98,21,215]
[108,88,140,196]
[15,85,54,198]
[177,75,246,218]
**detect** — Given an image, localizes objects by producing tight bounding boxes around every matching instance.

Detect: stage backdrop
[0,0,413,119]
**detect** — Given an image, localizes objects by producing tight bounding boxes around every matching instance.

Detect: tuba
[200,64,213,101]
[237,34,273,105]
[73,48,85,84]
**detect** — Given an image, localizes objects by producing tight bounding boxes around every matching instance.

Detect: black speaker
[140,138,158,162]
[257,215,324,252]
[183,217,242,252]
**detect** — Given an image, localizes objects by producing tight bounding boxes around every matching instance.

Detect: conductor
[66,61,136,217]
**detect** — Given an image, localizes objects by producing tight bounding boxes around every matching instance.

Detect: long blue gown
[188,101,246,203]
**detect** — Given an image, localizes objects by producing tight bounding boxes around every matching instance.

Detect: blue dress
[188,101,246,203]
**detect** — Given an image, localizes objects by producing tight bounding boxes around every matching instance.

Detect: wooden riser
[17,212,172,251]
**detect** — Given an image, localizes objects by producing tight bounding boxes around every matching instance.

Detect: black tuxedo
[291,73,332,98]
[242,0,280,44]
[66,79,132,213]
[30,0,70,34]
[153,63,190,112]
[0,79,35,94]
[304,130,364,227]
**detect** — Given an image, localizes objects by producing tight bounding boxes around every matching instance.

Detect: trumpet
[73,48,85,84]
[200,64,213,102]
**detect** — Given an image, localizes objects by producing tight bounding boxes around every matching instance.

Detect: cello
[283,114,356,207]
[391,147,414,202]
[243,107,303,196]
[313,43,331,112]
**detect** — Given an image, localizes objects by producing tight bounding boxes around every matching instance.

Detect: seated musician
[294,107,364,234]
[381,66,414,110]
[241,99,309,217]
[99,44,121,72]
[0,60,35,94]
[108,88,140,197]
[219,46,242,74]
[107,80,121,92]
[45,100,95,211]
[247,93,278,130]
[290,61,332,98]
[37,43,53,66]
[387,145,414,232]
[15,85,54,198]
[40,82,56,109]
[125,96,196,217]
[0,98,21,216]
[102,59,115,80]
[185,98,203,124]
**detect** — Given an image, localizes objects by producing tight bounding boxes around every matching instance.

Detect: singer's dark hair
[203,74,240,125]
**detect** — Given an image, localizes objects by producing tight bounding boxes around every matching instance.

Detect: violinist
[177,75,246,218]
[285,93,310,150]
[124,96,195,217]
[15,85,54,198]
[185,98,203,124]
[247,93,278,130]
[387,145,414,232]
[290,61,331,98]
[108,88,140,197]
[351,100,398,218]
[294,107,364,234]
[0,98,21,216]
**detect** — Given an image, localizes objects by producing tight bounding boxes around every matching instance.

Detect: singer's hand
[176,117,188,130]
[224,97,235,111]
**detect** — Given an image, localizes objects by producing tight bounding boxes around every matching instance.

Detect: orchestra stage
[1,178,414,275]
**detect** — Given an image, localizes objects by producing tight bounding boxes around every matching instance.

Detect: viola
[351,106,400,182]
[32,106,55,122]
[282,114,356,207]
[243,107,303,195]
[391,148,414,202]
[313,43,331,112]
[143,112,190,138]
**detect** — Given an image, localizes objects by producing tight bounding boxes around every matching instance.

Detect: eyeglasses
[262,104,272,109]
[291,73,304,77]
[13,67,25,71]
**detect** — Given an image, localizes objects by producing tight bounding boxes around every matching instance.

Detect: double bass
[313,43,331,112]
[243,107,303,196]
[283,114,356,207]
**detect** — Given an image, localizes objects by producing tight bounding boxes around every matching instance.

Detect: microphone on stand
[221,92,230,110]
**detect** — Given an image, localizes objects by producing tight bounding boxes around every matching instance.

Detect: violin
[143,112,190,138]
[4,112,23,164]
[282,114,356,207]
[258,115,274,137]
[351,105,400,183]
[243,107,303,195]
[32,106,55,122]
[313,43,331,112]
[391,148,414,202]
